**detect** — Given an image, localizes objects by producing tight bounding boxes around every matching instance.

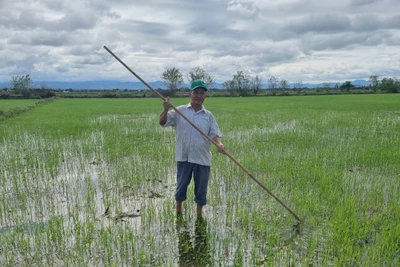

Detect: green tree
[161,68,183,96]
[369,75,379,92]
[230,71,251,96]
[280,79,289,91]
[187,67,214,88]
[268,76,278,90]
[250,75,262,96]
[340,81,355,92]
[222,80,235,96]
[380,77,399,93]
[323,83,331,91]
[11,74,32,98]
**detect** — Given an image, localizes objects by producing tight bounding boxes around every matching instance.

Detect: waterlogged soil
[2,97,400,265]
[1,157,307,266]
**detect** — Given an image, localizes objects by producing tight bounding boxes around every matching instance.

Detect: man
[159,79,225,216]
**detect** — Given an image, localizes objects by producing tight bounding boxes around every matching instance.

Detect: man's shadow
[176,215,211,267]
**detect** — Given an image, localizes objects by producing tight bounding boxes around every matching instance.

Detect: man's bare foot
[176,201,183,214]
[196,204,203,216]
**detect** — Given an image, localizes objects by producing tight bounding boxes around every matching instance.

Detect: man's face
[190,88,207,105]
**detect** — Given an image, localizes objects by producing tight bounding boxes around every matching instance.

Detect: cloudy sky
[1,0,399,84]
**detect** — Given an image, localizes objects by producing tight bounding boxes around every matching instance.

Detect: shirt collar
[187,103,206,113]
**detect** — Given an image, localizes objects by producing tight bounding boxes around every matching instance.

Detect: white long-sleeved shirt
[162,103,222,166]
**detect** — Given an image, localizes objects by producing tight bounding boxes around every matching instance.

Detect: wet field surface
[1,96,399,266]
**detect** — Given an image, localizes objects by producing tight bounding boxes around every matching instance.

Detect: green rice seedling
[0,95,399,265]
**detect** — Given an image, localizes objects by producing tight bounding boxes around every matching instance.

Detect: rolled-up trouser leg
[193,164,210,206]
[175,161,193,202]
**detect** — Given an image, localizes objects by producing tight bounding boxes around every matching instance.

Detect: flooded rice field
[0,97,399,266]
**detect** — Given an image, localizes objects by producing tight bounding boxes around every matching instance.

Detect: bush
[102,93,119,98]
[0,92,10,99]
[32,88,56,98]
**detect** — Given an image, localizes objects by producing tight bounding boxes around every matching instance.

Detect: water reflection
[176,215,211,267]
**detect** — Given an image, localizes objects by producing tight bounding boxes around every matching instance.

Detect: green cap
[190,79,207,91]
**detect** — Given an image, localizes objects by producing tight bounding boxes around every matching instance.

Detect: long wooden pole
[103,45,302,223]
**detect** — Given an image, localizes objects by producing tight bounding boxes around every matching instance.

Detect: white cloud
[0,0,399,84]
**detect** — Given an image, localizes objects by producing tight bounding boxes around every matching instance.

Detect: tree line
[161,67,399,96]
[1,69,399,99]
[0,75,56,99]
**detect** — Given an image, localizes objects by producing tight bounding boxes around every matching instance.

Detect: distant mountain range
[0,79,371,90]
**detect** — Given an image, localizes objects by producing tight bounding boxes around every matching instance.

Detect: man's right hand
[159,97,171,126]
[162,96,172,110]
